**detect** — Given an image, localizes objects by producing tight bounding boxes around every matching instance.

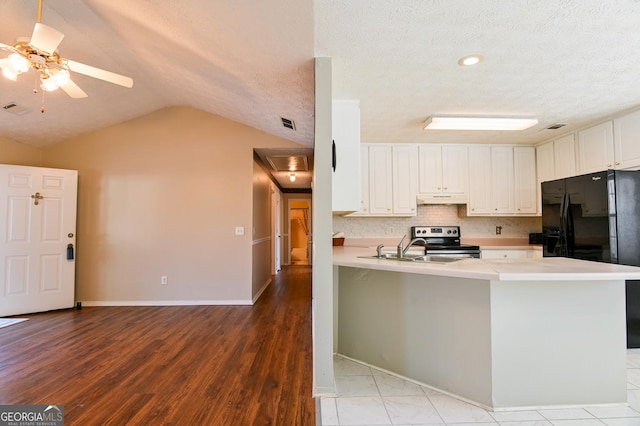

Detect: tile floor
[319,350,640,426]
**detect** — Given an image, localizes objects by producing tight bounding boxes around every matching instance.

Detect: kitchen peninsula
[333,246,640,411]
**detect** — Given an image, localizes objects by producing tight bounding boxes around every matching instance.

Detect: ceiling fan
[0,0,133,102]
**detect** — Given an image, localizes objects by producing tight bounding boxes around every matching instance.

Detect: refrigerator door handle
[565,193,575,257]
[558,193,567,256]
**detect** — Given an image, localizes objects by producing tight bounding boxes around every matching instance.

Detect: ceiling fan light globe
[52,68,70,86]
[40,76,59,92]
[7,53,29,73]
[2,67,19,81]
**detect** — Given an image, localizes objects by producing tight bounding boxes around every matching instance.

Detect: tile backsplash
[333,205,542,239]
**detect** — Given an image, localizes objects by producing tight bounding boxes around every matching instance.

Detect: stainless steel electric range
[410,225,481,258]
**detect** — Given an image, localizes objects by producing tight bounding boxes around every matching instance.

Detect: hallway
[0,266,315,425]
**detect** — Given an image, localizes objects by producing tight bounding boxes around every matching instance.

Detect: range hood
[416,194,468,205]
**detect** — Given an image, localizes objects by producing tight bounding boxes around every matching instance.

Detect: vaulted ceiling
[0,0,315,148]
[1,1,640,150]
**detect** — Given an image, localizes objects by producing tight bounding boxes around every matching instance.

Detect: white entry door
[0,165,78,316]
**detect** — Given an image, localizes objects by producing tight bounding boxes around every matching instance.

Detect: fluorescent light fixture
[424,116,538,131]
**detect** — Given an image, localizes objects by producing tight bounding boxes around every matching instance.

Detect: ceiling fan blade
[60,79,88,98]
[66,60,133,88]
[0,41,14,51]
[29,23,64,54]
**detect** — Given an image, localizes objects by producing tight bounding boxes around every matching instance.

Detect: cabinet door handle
[332,140,337,172]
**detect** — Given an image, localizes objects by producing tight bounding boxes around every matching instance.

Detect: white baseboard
[81,300,253,307]
[252,278,272,303]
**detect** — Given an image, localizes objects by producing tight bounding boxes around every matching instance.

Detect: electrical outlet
[161,275,168,285]
[235,226,244,236]
[495,226,502,235]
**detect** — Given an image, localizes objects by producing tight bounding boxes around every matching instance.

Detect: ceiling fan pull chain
[41,88,45,113]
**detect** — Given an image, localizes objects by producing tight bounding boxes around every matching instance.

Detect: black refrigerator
[541,169,640,347]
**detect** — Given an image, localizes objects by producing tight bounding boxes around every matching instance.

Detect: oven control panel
[411,225,461,238]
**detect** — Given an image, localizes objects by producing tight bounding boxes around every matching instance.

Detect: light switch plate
[235,226,244,236]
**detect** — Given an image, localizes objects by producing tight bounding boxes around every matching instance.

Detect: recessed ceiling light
[458,54,484,66]
[424,116,538,131]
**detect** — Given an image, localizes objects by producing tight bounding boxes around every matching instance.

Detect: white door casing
[271,188,281,274]
[0,165,78,316]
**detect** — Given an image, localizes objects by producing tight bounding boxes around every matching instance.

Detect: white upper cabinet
[467,146,493,215]
[392,145,418,216]
[332,100,361,213]
[491,146,515,214]
[466,145,536,217]
[417,145,468,203]
[536,134,577,184]
[577,121,614,174]
[549,108,640,178]
[350,144,418,217]
[614,109,640,170]
[368,145,394,215]
[553,134,577,179]
[536,141,555,184]
[513,146,538,215]
[347,145,370,216]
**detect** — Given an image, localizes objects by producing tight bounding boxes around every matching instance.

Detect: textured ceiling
[1,1,640,150]
[316,0,640,145]
[0,0,315,147]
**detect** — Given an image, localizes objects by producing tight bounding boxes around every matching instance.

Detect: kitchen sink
[358,254,462,263]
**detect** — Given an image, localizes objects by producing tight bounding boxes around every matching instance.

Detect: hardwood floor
[0,266,315,425]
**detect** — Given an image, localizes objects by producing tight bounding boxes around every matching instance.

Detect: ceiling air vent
[3,102,32,116]
[281,117,296,130]
[543,123,567,131]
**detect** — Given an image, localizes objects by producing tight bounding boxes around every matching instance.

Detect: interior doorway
[289,199,312,265]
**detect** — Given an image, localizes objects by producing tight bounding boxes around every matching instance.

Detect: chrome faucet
[396,235,407,258]
[376,244,385,258]
[397,235,427,258]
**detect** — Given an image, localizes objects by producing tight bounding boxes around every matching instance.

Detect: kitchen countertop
[333,246,640,281]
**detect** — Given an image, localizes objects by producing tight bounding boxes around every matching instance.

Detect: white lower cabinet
[481,249,540,259]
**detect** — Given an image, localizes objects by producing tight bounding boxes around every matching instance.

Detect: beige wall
[0,136,42,166]
[41,106,302,304]
[252,159,275,300]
